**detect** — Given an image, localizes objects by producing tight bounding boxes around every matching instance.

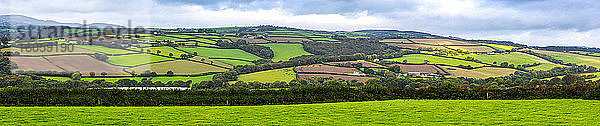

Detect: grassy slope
[126,60,227,75]
[533,50,600,68]
[76,45,138,54]
[261,43,313,62]
[385,54,486,67]
[133,46,188,58]
[178,47,262,61]
[441,66,517,79]
[238,67,296,83]
[213,59,255,66]
[107,54,173,66]
[1,99,598,125]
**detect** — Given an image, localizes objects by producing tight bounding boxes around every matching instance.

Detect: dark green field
[1,99,598,125]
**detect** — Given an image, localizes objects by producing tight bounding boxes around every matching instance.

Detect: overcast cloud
[1,0,599,47]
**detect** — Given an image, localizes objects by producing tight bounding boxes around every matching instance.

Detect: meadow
[260,43,313,62]
[135,46,188,58]
[3,99,594,125]
[441,66,518,79]
[237,67,296,83]
[177,47,262,61]
[125,60,227,75]
[533,50,600,68]
[385,54,486,67]
[107,54,174,67]
[213,59,255,66]
[76,45,138,55]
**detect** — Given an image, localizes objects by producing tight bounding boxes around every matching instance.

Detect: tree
[157,50,161,54]
[89,72,96,77]
[71,72,82,80]
[166,70,174,76]
[388,65,403,73]
[101,72,108,77]
[147,49,151,53]
[169,53,174,57]
[402,60,408,64]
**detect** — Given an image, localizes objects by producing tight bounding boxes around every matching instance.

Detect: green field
[213,59,255,66]
[309,37,339,42]
[190,38,217,44]
[126,60,227,75]
[178,47,262,61]
[528,63,567,71]
[468,52,553,66]
[261,43,313,62]
[136,46,189,58]
[385,54,486,67]
[238,67,296,83]
[533,50,600,68]
[1,99,598,125]
[76,45,138,55]
[480,43,517,51]
[44,75,214,83]
[107,54,174,66]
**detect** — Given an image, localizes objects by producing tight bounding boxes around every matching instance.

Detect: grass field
[441,66,517,79]
[76,45,138,55]
[266,37,311,43]
[107,54,174,67]
[446,46,496,52]
[190,56,233,68]
[385,43,447,50]
[542,72,600,81]
[190,38,218,44]
[237,67,296,83]
[385,54,486,67]
[528,63,567,71]
[178,47,262,61]
[126,60,227,75]
[480,43,517,51]
[532,50,600,68]
[137,46,188,58]
[309,37,339,42]
[1,99,597,125]
[213,59,255,66]
[409,39,477,45]
[261,43,313,62]
[468,52,553,66]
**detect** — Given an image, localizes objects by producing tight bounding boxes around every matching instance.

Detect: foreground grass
[1,99,598,125]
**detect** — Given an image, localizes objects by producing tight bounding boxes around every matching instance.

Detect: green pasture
[260,43,313,62]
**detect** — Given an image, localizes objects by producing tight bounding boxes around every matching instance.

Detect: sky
[1,0,599,47]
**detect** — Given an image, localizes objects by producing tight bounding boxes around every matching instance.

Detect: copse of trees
[303,39,404,56]
[216,39,274,59]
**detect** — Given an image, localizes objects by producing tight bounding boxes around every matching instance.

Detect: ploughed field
[1,99,597,125]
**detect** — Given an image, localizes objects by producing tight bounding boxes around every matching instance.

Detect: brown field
[409,39,478,45]
[295,64,362,75]
[225,37,269,43]
[2,47,99,56]
[390,64,445,74]
[446,46,496,52]
[126,60,227,75]
[9,56,64,72]
[190,56,233,68]
[266,37,312,43]
[380,39,413,43]
[441,66,517,79]
[385,43,447,50]
[328,61,384,68]
[298,74,376,83]
[44,55,129,76]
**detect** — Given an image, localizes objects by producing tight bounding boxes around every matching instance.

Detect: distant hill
[0,15,122,28]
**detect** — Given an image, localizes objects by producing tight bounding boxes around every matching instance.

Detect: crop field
[237,68,296,83]
[409,39,478,45]
[441,66,517,79]
[45,55,129,75]
[177,47,262,61]
[213,59,255,66]
[126,60,227,75]
[390,64,445,74]
[385,54,486,67]
[266,37,312,43]
[446,46,496,52]
[9,57,64,72]
[76,45,138,55]
[261,43,313,62]
[225,37,269,43]
[295,64,362,75]
[298,74,375,83]
[385,43,447,50]
[480,43,517,51]
[2,47,98,56]
[190,56,233,68]
[532,50,600,68]
[380,39,413,43]
[0,99,597,125]
[107,54,174,67]
[328,61,384,68]
[137,46,188,58]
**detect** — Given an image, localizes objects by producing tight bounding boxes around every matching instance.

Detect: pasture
[137,46,188,58]
[470,52,552,66]
[266,37,312,43]
[213,59,255,66]
[384,54,486,67]
[532,49,600,68]
[480,43,517,51]
[309,37,339,42]
[237,68,296,83]
[225,37,269,43]
[190,56,233,68]
[441,66,518,79]
[295,64,363,75]
[528,63,567,71]
[446,46,496,52]
[409,39,477,45]
[177,47,262,61]
[0,99,597,125]
[107,54,174,67]
[76,45,137,55]
[261,43,313,62]
[126,60,227,75]
[385,43,447,50]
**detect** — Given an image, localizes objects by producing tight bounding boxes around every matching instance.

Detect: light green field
[190,38,217,44]
[469,52,553,66]
[385,54,486,67]
[268,34,305,38]
[261,43,313,62]
[165,34,196,39]
[136,46,188,58]
[569,51,600,56]
[194,35,222,39]
[533,50,600,68]
[76,45,138,55]
[480,43,517,51]
[177,47,262,61]
[1,99,598,125]
[139,36,186,41]
[107,54,173,66]
[238,67,296,83]
[213,59,255,66]
[528,63,567,71]
[309,38,339,42]
[43,75,214,83]
[125,60,227,75]
[542,72,600,81]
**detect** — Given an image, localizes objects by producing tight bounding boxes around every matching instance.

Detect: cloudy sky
[1,0,599,47]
